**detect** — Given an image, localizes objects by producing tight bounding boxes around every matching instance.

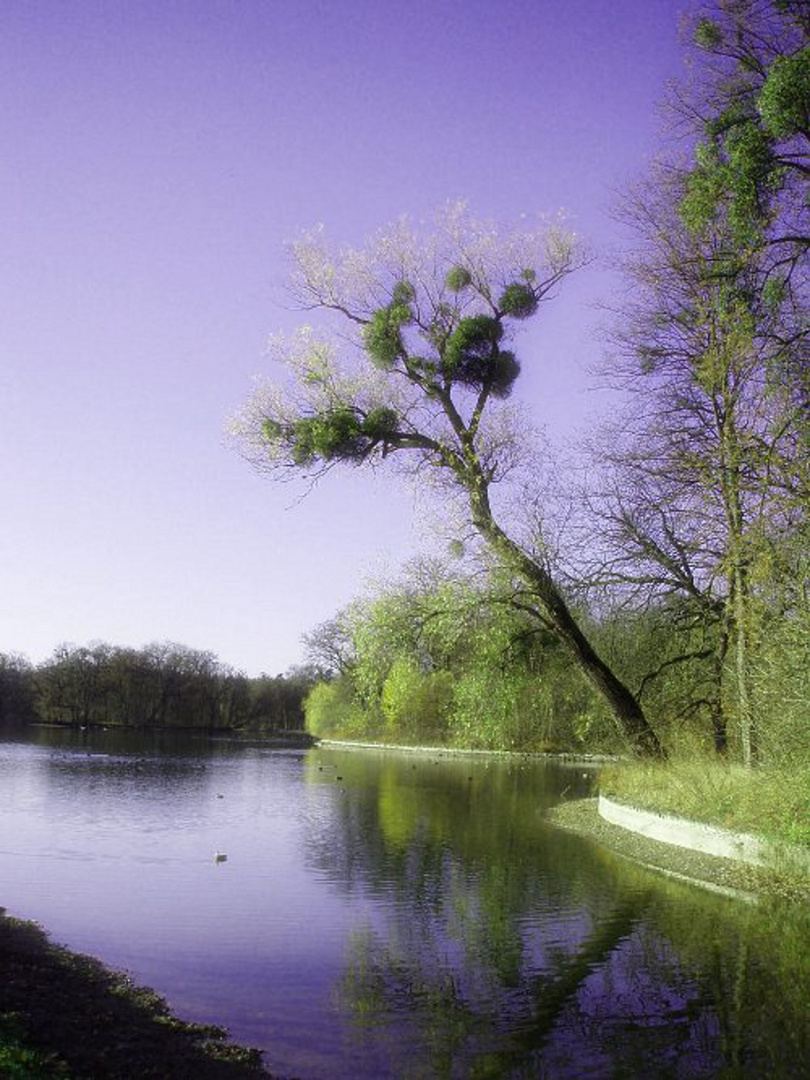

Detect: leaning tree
[232,204,663,755]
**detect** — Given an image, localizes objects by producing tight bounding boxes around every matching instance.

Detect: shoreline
[545,798,810,904]
[321,740,809,899]
[317,737,619,764]
[0,911,273,1078]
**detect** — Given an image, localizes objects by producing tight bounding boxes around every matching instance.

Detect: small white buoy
[214,852,228,863]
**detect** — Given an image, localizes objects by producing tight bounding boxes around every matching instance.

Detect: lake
[0,728,806,1078]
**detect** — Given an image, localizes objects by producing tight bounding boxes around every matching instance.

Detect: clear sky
[1,0,688,676]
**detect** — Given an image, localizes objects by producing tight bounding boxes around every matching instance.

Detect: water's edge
[546,798,809,903]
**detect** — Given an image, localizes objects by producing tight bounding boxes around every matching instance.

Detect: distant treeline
[0,642,317,733]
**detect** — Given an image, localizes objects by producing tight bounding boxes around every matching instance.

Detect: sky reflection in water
[0,729,806,1078]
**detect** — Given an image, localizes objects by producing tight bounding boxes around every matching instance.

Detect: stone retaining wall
[598,795,810,875]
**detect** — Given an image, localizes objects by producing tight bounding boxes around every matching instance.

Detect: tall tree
[597,177,805,761]
[233,205,664,755]
[589,0,808,763]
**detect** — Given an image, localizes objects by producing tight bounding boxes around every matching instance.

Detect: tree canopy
[234,203,581,483]
[677,0,808,266]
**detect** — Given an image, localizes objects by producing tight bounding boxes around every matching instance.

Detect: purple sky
[1,0,688,676]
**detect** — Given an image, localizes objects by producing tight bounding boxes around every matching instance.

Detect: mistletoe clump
[282,406,402,465]
[443,315,502,386]
[441,313,520,397]
[289,408,365,464]
[444,265,472,291]
[363,303,411,370]
[498,282,538,319]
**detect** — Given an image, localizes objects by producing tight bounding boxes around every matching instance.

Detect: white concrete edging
[598,795,810,875]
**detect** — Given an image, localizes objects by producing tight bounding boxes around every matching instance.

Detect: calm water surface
[0,728,806,1078]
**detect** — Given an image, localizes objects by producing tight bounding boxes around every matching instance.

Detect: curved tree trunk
[468,480,665,758]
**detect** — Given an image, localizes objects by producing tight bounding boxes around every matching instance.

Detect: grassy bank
[0,912,271,1079]
[600,758,810,848]
[546,798,810,902]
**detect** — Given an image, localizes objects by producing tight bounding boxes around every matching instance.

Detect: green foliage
[0,1014,70,1078]
[489,350,521,399]
[310,573,621,753]
[449,669,527,750]
[750,606,810,767]
[757,46,810,137]
[694,17,723,50]
[592,612,724,755]
[442,314,519,395]
[290,406,399,465]
[680,5,808,249]
[682,119,774,243]
[261,418,282,442]
[705,101,746,140]
[443,315,502,373]
[360,407,399,441]
[363,304,411,370]
[304,552,808,762]
[447,658,601,753]
[601,757,810,847]
[291,408,365,464]
[391,279,416,305]
[304,679,375,739]
[444,265,472,291]
[497,282,538,319]
[381,659,453,743]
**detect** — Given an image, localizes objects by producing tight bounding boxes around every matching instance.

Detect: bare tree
[591,170,807,762]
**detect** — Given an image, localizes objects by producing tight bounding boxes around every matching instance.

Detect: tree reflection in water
[305,749,808,1078]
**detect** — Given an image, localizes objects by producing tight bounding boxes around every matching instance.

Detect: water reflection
[305,748,808,1079]
[0,732,806,1078]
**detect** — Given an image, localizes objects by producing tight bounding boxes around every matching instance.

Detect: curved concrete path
[598,795,810,875]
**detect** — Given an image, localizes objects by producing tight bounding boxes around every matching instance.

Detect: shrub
[380,660,453,743]
[304,679,378,740]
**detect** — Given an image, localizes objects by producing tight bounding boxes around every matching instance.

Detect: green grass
[600,758,810,848]
[0,1014,70,1078]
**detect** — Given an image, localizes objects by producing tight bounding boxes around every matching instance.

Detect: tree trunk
[468,482,665,757]
[711,628,730,755]
[731,566,756,765]
[719,407,757,766]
